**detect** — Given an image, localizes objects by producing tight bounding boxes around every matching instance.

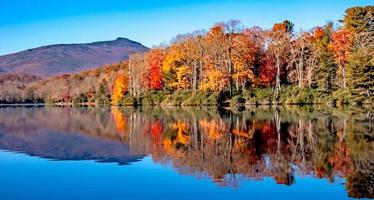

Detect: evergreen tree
[347,46,373,102]
[343,6,374,102]
[95,79,110,105]
[313,22,337,93]
[342,6,374,34]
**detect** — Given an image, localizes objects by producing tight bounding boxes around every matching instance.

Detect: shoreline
[0,102,372,107]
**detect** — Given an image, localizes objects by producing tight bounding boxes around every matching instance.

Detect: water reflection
[0,106,372,198]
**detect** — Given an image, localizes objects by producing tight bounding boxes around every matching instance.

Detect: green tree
[95,79,110,105]
[313,23,337,93]
[342,6,374,34]
[347,44,373,102]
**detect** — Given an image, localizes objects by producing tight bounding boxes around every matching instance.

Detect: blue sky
[0,0,372,55]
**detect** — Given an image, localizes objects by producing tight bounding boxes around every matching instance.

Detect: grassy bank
[114,87,373,107]
[2,86,371,107]
[116,90,221,106]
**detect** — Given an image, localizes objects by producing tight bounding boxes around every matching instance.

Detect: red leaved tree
[144,48,165,90]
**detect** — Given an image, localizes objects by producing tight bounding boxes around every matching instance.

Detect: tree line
[114,6,373,105]
[0,6,372,106]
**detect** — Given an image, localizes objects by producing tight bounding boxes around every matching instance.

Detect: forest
[0,6,372,106]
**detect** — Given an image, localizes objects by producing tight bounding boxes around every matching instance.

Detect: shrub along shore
[112,87,373,107]
[1,87,371,107]
[2,86,372,107]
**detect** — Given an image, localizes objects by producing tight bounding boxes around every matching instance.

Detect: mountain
[0,37,149,76]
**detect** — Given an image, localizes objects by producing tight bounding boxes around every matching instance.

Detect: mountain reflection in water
[0,106,372,199]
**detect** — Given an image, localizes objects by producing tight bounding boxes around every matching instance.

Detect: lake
[0,106,372,200]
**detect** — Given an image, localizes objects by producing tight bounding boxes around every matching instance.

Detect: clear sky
[0,0,372,55]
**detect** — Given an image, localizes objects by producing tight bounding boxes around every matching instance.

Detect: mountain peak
[0,38,149,76]
[115,37,128,41]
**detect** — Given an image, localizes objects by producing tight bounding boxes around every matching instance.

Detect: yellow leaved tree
[111,73,127,105]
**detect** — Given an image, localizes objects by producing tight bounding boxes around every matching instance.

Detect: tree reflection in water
[0,106,372,198]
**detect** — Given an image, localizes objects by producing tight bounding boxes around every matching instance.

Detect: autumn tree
[143,48,164,90]
[200,24,228,92]
[288,32,309,88]
[128,53,146,97]
[171,32,207,91]
[231,29,256,90]
[288,32,319,88]
[244,27,266,86]
[266,20,293,96]
[304,34,320,88]
[162,41,192,90]
[111,73,128,105]
[259,53,277,86]
[183,31,207,92]
[200,20,245,93]
[199,69,228,92]
[221,20,244,94]
[330,28,353,89]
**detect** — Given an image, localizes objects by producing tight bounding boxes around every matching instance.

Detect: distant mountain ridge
[0,37,149,76]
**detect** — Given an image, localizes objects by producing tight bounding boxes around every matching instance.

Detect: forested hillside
[0,62,127,103]
[0,6,372,106]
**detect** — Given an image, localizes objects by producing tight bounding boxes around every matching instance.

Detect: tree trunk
[199,49,204,85]
[229,58,233,95]
[307,69,312,88]
[235,68,239,91]
[192,61,198,92]
[275,56,281,96]
[342,65,346,89]
[298,57,304,88]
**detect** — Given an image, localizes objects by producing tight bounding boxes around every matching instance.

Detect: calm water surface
[0,106,372,200]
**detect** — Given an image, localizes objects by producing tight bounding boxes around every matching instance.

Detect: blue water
[0,106,371,200]
[0,150,354,200]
